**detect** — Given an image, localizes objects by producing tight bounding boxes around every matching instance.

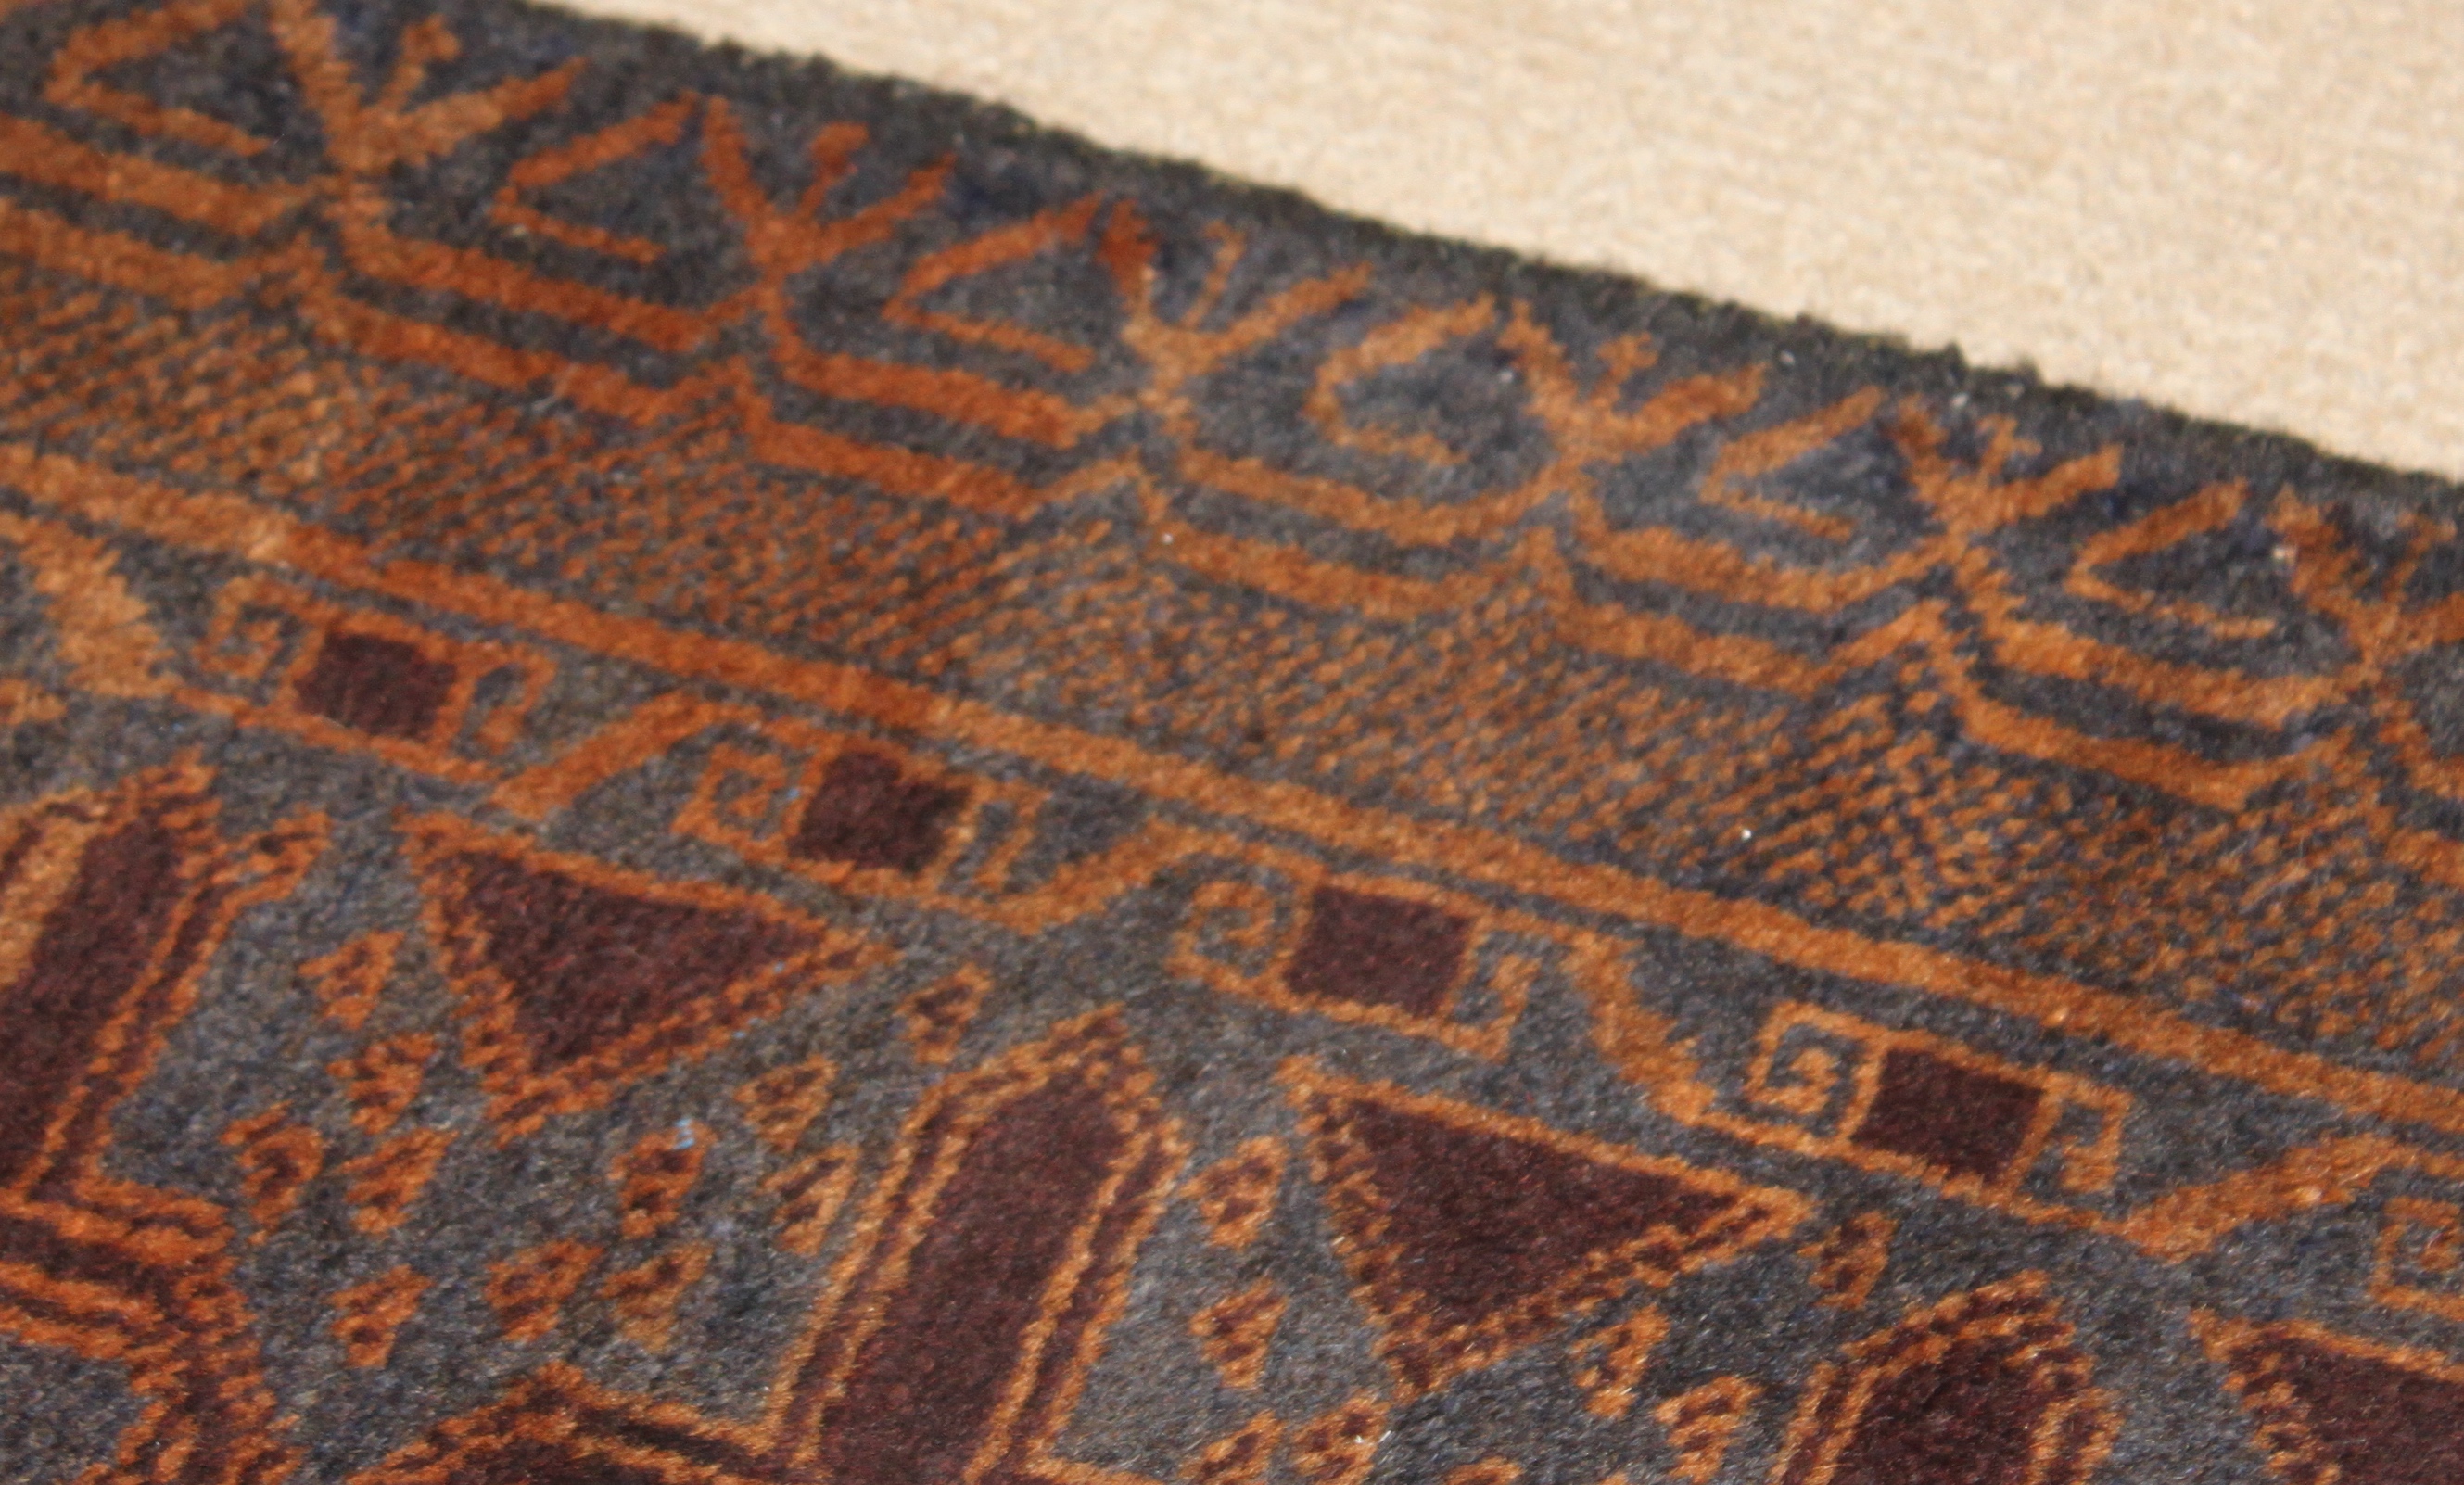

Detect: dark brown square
[294,629,456,741]
[1285,886,1470,1020]
[1851,1047,2043,1183]
[791,750,969,873]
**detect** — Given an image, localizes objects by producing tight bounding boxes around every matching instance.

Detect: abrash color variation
[3,0,2463,1479]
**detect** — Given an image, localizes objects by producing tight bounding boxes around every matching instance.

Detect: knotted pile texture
[5,0,2464,1479]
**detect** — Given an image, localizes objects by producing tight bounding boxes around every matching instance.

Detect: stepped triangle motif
[2196,1313,2464,1485]
[399,813,887,1138]
[1282,1060,1809,1397]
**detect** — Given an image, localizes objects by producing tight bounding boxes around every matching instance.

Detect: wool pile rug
[4,0,2463,1479]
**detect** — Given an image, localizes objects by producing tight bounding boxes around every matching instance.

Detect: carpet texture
[4,0,2464,1481]
[549,0,2464,482]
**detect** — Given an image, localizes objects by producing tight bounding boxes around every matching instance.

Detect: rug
[3,0,2463,1479]
[548,0,2464,483]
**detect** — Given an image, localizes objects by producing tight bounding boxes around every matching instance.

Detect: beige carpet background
[552,0,2464,480]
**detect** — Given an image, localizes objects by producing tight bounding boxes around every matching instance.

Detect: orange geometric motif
[331,1033,436,1136]
[764,1144,862,1256]
[1173,870,1531,1059]
[19,0,2464,1477]
[900,965,993,1065]
[222,1105,324,1241]
[736,1055,837,1153]
[399,812,889,1140]
[1738,1002,2131,1202]
[1569,1304,1668,1420]
[1186,1137,1287,1250]
[338,1128,454,1236]
[1288,1396,1388,1485]
[603,1243,712,1351]
[2195,1312,2464,1485]
[350,1364,771,1485]
[185,575,553,783]
[775,1009,1187,1482]
[359,1009,1192,1484]
[1655,1377,1757,1484]
[676,725,1037,901]
[1769,1274,2115,1485]
[1800,1211,1897,1310]
[613,1123,705,1240]
[2370,1194,2464,1324]
[299,931,400,1031]
[485,1238,603,1344]
[1189,1279,1287,1390]
[0,764,324,1482]
[1183,1412,1279,1485]
[1284,1060,1809,1398]
[331,1265,429,1367]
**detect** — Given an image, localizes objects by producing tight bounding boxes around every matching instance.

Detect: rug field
[3,0,2463,1479]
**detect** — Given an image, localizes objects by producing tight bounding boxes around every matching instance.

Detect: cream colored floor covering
[552,0,2464,480]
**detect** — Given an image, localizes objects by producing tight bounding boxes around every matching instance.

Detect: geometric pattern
[1189,1279,1287,1390]
[400,814,887,1140]
[1656,1377,1757,1482]
[2196,1314,2464,1485]
[357,1009,1183,1485]
[4,0,2464,1476]
[0,764,324,1483]
[1186,1138,1286,1250]
[781,1009,1182,1484]
[1285,1062,1809,1398]
[1769,1274,2117,1485]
